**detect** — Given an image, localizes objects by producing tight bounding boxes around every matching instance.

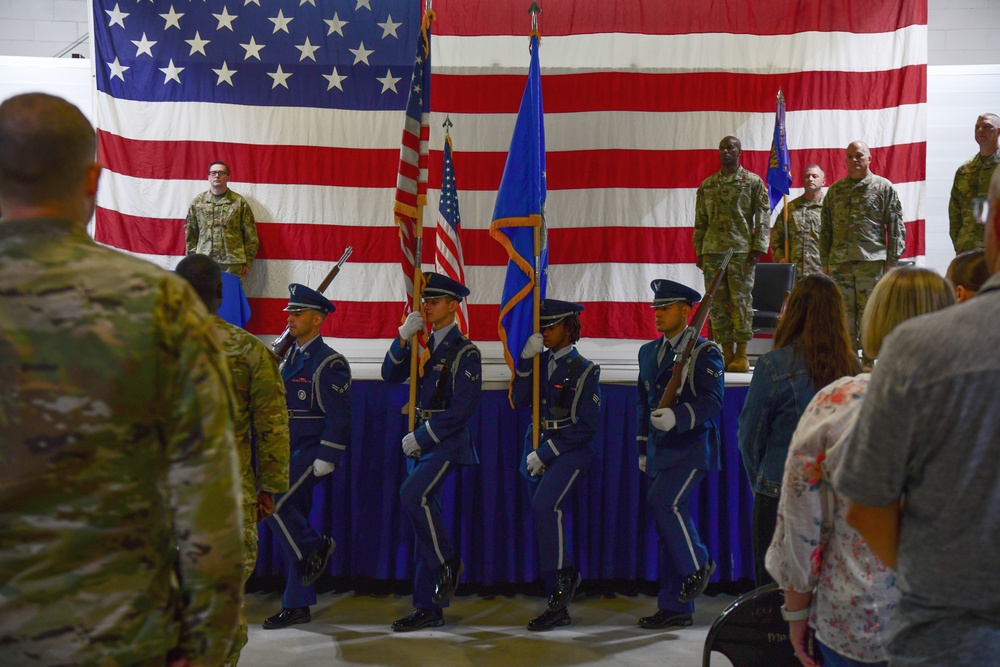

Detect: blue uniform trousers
[531,455,589,590]
[268,460,322,609]
[647,467,709,613]
[400,456,458,611]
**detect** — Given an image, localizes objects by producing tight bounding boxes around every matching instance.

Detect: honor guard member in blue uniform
[636,280,725,630]
[381,272,483,632]
[262,284,352,629]
[513,299,602,631]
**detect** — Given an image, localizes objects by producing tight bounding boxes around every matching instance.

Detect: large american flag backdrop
[90,0,926,354]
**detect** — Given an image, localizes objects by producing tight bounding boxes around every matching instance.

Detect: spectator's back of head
[175,253,223,313]
[0,93,97,216]
[861,267,956,359]
[946,249,989,302]
[773,272,860,388]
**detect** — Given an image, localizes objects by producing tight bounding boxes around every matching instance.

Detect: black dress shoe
[527,606,572,631]
[637,609,693,630]
[262,607,311,630]
[391,608,445,632]
[300,536,336,586]
[431,556,463,605]
[547,565,582,611]
[678,558,716,603]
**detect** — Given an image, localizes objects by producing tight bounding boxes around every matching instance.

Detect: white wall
[0,0,89,58]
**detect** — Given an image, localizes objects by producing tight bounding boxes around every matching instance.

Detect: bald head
[846,141,871,180]
[0,93,98,221]
[718,136,742,174]
[975,114,1000,156]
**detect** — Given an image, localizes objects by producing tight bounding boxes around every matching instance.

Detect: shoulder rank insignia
[592,394,600,406]
[707,368,724,377]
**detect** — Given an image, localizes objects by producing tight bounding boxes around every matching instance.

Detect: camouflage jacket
[694,166,771,257]
[185,189,259,268]
[949,149,1000,253]
[772,193,824,278]
[0,219,243,666]
[213,317,290,496]
[820,172,905,266]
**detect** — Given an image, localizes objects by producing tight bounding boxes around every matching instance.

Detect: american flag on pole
[393,6,432,317]
[90,0,926,354]
[434,129,469,333]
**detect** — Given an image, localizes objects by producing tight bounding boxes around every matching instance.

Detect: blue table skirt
[253,381,753,591]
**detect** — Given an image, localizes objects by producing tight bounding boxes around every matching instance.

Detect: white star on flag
[212,61,237,86]
[131,33,156,57]
[159,59,184,84]
[107,57,129,81]
[213,7,237,31]
[244,0,260,6]
[355,0,372,10]
[349,41,374,65]
[300,0,317,5]
[185,31,210,56]
[295,36,320,61]
[105,3,129,29]
[160,6,184,30]
[268,65,292,89]
[377,15,402,39]
[377,69,401,93]
[323,67,347,91]
[240,36,265,60]
[269,9,293,34]
[325,13,348,36]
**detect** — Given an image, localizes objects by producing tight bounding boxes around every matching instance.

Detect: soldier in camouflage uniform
[0,93,243,665]
[772,164,825,281]
[949,113,1000,253]
[185,160,259,279]
[820,141,906,353]
[694,136,770,373]
[176,254,291,666]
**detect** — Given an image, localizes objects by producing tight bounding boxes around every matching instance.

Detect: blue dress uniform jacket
[512,347,602,468]
[381,326,482,465]
[637,337,724,472]
[267,336,351,609]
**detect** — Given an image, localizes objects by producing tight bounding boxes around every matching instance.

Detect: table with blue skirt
[252,381,754,596]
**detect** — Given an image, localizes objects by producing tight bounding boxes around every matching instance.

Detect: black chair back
[702,583,802,667]
[751,263,796,333]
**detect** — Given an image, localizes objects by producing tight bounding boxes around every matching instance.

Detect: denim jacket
[737,344,818,497]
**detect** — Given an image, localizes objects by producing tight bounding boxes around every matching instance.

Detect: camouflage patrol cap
[539,299,584,328]
[422,271,470,300]
[650,279,701,307]
[284,283,335,315]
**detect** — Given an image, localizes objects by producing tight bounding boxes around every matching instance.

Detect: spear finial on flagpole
[529,1,541,37]
[442,114,453,134]
[777,87,784,104]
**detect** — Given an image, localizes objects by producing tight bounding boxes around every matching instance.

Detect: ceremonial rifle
[656,248,733,410]
[271,246,353,359]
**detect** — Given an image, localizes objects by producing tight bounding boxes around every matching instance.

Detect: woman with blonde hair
[738,273,859,586]
[766,266,955,667]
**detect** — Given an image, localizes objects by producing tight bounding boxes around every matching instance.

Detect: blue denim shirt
[737,344,818,497]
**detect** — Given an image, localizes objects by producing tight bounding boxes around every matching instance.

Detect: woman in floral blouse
[765,267,956,667]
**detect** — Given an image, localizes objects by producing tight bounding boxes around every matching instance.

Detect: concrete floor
[238,590,739,667]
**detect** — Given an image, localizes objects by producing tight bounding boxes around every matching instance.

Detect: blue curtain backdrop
[253,381,753,592]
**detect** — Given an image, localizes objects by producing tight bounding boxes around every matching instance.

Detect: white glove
[520,332,544,359]
[526,451,545,476]
[313,459,336,477]
[398,312,424,340]
[638,455,647,473]
[402,431,422,458]
[651,408,677,432]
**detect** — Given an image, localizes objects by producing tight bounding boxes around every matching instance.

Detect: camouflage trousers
[702,252,755,344]
[830,260,884,350]
[219,263,247,280]
[225,478,260,666]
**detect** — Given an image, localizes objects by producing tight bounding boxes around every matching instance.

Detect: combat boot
[727,342,750,373]
[721,341,735,369]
